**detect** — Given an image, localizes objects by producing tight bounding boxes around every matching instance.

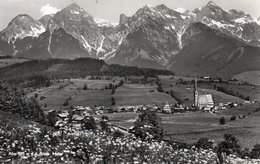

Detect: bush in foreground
[195,137,214,149]
[131,110,163,141]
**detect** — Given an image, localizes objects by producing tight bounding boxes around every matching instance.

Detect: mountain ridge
[0,1,259,79]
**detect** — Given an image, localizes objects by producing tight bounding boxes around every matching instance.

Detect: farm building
[163,103,171,113]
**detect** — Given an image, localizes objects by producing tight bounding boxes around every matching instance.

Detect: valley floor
[28,76,260,149]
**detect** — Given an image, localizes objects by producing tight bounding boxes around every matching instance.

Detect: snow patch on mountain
[97,36,105,56]
[71,10,80,15]
[101,49,116,60]
[181,15,187,20]
[94,18,118,27]
[81,35,92,52]
[48,33,52,54]
[174,8,188,14]
[176,26,186,49]
[138,49,153,60]
[30,25,46,36]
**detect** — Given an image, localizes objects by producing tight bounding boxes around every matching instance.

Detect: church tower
[194,74,199,108]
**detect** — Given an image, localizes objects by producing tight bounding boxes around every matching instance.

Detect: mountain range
[0,1,260,80]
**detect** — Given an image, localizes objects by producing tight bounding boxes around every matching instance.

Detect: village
[50,75,255,132]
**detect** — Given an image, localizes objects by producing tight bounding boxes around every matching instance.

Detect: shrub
[111,97,116,105]
[219,117,226,125]
[47,110,58,126]
[100,115,110,132]
[34,93,38,98]
[239,148,251,159]
[131,110,163,141]
[40,96,46,100]
[113,130,124,138]
[157,84,164,92]
[218,134,241,155]
[251,144,260,159]
[82,116,97,130]
[83,84,88,90]
[230,116,236,121]
[195,137,213,149]
[117,80,124,87]
[63,99,69,106]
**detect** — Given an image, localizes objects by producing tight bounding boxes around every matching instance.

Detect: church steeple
[194,74,199,108]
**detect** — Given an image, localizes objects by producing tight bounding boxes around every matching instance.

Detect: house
[163,103,171,114]
[198,94,214,111]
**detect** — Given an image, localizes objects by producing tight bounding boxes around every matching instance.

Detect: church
[194,75,215,111]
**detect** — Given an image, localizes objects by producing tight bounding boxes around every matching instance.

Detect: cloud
[40,4,60,16]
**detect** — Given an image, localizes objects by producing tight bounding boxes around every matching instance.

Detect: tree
[83,84,88,90]
[157,84,164,93]
[111,89,115,95]
[131,110,163,141]
[47,110,58,126]
[218,134,241,155]
[117,80,124,87]
[219,117,226,125]
[63,99,69,106]
[111,97,116,105]
[230,116,236,121]
[82,116,97,130]
[100,115,110,132]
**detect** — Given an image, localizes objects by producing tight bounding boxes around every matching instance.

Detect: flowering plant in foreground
[0,124,259,164]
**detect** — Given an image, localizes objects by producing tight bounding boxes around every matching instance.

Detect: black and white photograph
[0,0,260,163]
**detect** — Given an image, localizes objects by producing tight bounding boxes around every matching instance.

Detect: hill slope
[0,58,174,82]
[170,23,260,79]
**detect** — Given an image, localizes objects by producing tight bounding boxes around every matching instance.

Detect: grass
[96,104,260,149]
[114,84,177,106]
[33,79,116,110]
[33,78,177,110]
[233,71,260,86]
[160,75,255,106]
[27,76,260,148]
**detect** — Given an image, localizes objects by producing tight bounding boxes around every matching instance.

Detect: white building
[163,103,172,113]
[198,94,214,111]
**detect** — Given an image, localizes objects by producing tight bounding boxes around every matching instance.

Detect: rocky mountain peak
[39,14,54,28]
[60,3,91,18]
[64,3,81,11]
[119,14,129,25]
[7,14,39,27]
[1,14,45,43]
[207,1,218,7]
[154,4,168,11]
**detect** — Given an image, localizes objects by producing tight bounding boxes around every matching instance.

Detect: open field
[27,76,260,149]
[30,79,118,110]
[159,75,259,106]
[96,103,260,149]
[114,84,177,106]
[32,78,176,110]
[233,71,260,86]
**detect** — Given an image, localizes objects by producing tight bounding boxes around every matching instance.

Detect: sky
[0,0,260,30]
